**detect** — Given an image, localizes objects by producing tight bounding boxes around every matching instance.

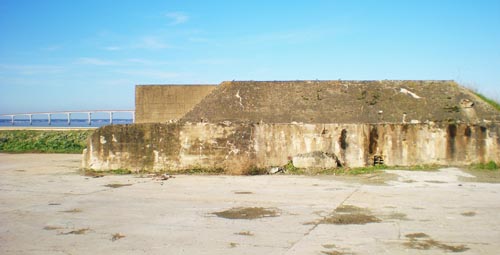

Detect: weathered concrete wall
[135,85,217,123]
[83,122,500,173]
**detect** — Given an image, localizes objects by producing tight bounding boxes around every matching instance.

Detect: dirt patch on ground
[315,172,398,186]
[383,212,409,221]
[322,244,337,249]
[60,208,82,213]
[111,233,126,241]
[234,231,253,236]
[460,170,500,183]
[321,251,352,255]
[425,180,448,184]
[43,226,63,230]
[234,191,253,194]
[405,233,429,239]
[317,205,381,225]
[334,205,369,213]
[403,232,469,252]
[320,213,381,225]
[104,183,132,188]
[213,207,280,220]
[60,228,90,235]
[461,211,476,217]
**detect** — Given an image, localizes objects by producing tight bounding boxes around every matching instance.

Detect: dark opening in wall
[373,155,384,165]
[465,126,472,137]
[339,129,348,150]
[447,124,457,158]
[369,126,378,155]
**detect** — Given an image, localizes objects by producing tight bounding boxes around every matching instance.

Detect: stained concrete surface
[1,153,499,254]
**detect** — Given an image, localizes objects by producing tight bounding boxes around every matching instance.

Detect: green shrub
[284,160,305,174]
[0,130,92,153]
[470,161,499,171]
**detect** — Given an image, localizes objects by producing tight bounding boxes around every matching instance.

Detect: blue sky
[1,0,499,115]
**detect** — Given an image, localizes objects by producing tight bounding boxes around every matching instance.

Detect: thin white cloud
[165,12,189,25]
[125,58,170,65]
[134,37,170,50]
[239,27,335,45]
[42,45,63,51]
[102,46,123,51]
[0,64,64,75]
[76,57,118,66]
[195,58,235,65]
[114,69,181,80]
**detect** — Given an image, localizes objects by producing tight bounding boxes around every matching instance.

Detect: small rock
[268,167,285,174]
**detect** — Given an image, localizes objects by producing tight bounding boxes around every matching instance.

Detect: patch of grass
[242,167,267,175]
[317,164,388,175]
[109,169,133,175]
[473,91,500,111]
[283,161,306,175]
[0,130,91,153]
[82,168,133,176]
[176,167,225,175]
[387,164,441,171]
[469,161,498,171]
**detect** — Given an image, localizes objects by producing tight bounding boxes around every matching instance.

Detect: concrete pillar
[67,113,71,125]
[48,114,51,126]
[10,115,14,125]
[29,114,33,125]
[88,112,92,126]
[109,112,113,125]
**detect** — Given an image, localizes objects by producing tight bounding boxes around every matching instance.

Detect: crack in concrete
[283,187,361,254]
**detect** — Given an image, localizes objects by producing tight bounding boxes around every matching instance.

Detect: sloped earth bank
[1,153,499,254]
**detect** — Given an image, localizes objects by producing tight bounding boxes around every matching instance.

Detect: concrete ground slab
[0,153,499,254]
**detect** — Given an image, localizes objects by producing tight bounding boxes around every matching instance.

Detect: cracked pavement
[1,153,499,254]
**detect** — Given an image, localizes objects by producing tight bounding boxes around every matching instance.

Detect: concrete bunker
[83,80,500,173]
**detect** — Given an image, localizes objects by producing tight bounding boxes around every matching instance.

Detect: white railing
[0,110,135,126]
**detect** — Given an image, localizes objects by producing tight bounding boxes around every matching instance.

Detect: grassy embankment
[473,91,500,112]
[0,130,92,153]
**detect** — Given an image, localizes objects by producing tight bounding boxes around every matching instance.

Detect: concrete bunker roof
[179,80,500,124]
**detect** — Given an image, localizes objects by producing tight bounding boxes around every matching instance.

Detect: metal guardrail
[0,110,135,126]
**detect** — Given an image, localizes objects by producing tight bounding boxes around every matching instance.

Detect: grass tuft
[469,161,498,171]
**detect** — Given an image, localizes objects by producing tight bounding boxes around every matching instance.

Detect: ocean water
[0,118,133,128]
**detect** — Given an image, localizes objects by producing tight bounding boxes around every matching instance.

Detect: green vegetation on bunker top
[473,92,500,112]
